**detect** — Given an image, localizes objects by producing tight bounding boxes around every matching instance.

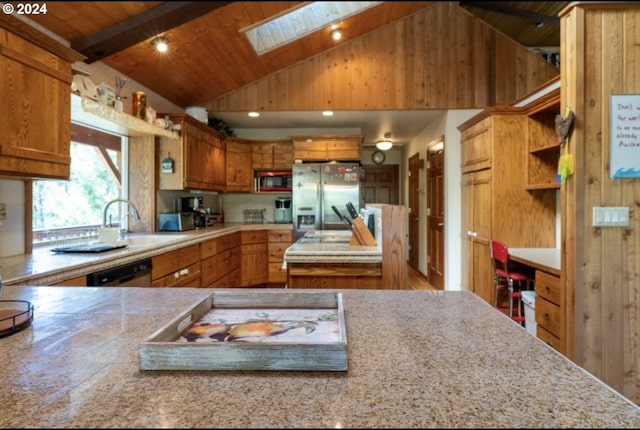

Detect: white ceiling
[210,110,446,147]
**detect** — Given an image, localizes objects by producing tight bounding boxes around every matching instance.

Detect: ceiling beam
[460,1,559,26]
[72,1,233,63]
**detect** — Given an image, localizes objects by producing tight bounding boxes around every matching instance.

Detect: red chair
[490,240,533,325]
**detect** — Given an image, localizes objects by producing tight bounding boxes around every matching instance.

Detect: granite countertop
[0,286,638,428]
[284,230,381,264]
[0,223,292,286]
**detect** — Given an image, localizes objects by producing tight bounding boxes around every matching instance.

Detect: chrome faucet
[102,198,141,228]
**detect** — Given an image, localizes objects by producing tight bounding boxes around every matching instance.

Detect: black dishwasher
[87,258,152,286]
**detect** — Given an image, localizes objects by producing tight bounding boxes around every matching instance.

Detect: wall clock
[371,150,386,164]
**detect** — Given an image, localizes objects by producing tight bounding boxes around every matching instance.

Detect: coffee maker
[179,196,206,227]
[274,197,292,224]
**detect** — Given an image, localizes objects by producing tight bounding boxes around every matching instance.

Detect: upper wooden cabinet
[251,139,293,170]
[291,135,363,161]
[0,15,84,179]
[158,114,226,191]
[225,137,253,192]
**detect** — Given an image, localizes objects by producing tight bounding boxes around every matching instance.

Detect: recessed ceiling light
[151,36,169,53]
[322,111,334,117]
[248,112,260,117]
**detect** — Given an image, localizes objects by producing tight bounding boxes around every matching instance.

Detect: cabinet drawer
[241,230,267,244]
[202,232,240,259]
[201,247,240,286]
[268,242,288,261]
[267,229,292,242]
[152,244,200,280]
[268,262,287,283]
[537,325,565,354]
[218,232,240,252]
[535,296,561,337]
[208,267,241,288]
[200,238,217,260]
[535,270,561,305]
[152,262,200,288]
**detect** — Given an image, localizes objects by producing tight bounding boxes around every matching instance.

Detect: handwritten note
[611,94,640,178]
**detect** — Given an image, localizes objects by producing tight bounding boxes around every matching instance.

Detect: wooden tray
[139,290,347,371]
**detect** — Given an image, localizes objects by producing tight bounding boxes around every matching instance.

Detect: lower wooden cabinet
[152,244,201,288]
[535,269,565,355]
[240,230,267,287]
[287,262,382,289]
[200,232,241,288]
[267,229,292,286]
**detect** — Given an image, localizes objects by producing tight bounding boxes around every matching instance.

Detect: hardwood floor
[408,265,437,290]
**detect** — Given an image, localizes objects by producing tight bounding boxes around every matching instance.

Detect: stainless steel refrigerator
[292,162,363,240]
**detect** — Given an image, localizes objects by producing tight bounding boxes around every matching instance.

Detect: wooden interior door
[427,138,445,289]
[408,153,423,270]
[362,164,399,204]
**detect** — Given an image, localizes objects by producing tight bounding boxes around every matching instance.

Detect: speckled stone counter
[0,223,291,286]
[283,230,381,265]
[1,286,638,428]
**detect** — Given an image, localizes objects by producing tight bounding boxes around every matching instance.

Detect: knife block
[350,217,377,246]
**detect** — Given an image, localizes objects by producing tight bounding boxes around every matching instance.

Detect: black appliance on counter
[179,196,207,227]
[180,196,203,212]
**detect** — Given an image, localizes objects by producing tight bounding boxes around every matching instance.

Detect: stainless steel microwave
[256,171,292,192]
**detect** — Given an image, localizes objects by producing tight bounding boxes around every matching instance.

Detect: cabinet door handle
[438,222,444,227]
[467,230,477,237]
[543,313,550,320]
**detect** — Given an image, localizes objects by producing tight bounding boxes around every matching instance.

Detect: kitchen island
[0,286,638,428]
[284,204,407,289]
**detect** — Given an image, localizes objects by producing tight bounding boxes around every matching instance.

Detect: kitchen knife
[345,202,359,220]
[331,205,353,227]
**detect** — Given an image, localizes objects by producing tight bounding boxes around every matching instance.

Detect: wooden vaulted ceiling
[22,1,569,109]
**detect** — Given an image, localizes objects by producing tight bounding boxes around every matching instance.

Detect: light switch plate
[593,206,629,227]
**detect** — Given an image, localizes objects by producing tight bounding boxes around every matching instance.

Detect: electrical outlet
[592,206,629,227]
[0,203,5,220]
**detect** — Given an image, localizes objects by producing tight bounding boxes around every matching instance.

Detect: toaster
[158,213,195,232]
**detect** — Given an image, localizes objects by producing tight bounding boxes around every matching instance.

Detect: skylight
[242,1,383,55]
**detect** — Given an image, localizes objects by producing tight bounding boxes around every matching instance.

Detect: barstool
[490,240,533,324]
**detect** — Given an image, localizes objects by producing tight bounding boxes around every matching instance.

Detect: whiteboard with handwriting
[610,94,640,178]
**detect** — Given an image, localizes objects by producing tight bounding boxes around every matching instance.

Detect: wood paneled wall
[561,1,640,405]
[205,3,559,112]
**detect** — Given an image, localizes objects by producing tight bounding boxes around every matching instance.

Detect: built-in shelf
[526,182,560,190]
[524,85,561,190]
[75,95,179,140]
[530,143,560,154]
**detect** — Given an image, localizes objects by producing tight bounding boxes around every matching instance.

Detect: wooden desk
[509,248,561,276]
[509,247,564,355]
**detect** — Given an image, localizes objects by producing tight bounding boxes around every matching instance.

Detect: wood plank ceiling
[22,1,569,109]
